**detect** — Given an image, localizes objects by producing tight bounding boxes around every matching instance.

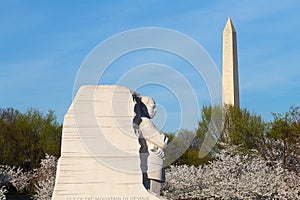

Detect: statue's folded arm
[139,117,168,149]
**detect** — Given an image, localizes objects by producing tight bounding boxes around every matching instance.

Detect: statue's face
[146,98,156,119]
[141,96,156,119]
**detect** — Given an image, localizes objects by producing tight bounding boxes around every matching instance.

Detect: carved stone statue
[132,94,169,195]
[52,85,168,200]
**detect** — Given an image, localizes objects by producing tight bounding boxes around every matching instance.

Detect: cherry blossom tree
[33,154,57,200]
[0,154,57,200]
[0,165,31,194]
[162,144,300,199]
[0,186,7,200]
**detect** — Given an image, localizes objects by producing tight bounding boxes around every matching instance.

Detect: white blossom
[162,145,300,199]
[34,176,56,200]
[0,186,7,200]
[0,165,30,192]
[33,154,57,200]
[2,149,299,199]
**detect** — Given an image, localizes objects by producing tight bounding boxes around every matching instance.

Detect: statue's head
[141,96,156,119]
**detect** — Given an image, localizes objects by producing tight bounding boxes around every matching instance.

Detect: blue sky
[1,1,300,132]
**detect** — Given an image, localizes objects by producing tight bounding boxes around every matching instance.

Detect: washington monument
[222,17,240,106]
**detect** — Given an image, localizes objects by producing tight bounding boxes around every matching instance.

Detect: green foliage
[170,105,299,170]
[167,127,215,166]
[196,105,222,160]
[268,106,299,140]
[172,150,210,166]
[196,105,266,155]
[267,106,300,170]
[222,105,265,150]
[0,108,62,169]
[170,104,300,172]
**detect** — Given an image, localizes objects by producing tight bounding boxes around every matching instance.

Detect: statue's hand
[155,148,165,160]
[148,143,165,160]
[148,143,157,151]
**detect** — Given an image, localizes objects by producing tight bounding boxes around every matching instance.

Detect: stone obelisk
[222,17,240,106]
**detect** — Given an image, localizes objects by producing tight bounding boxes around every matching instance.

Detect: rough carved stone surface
[52,85,167,200]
